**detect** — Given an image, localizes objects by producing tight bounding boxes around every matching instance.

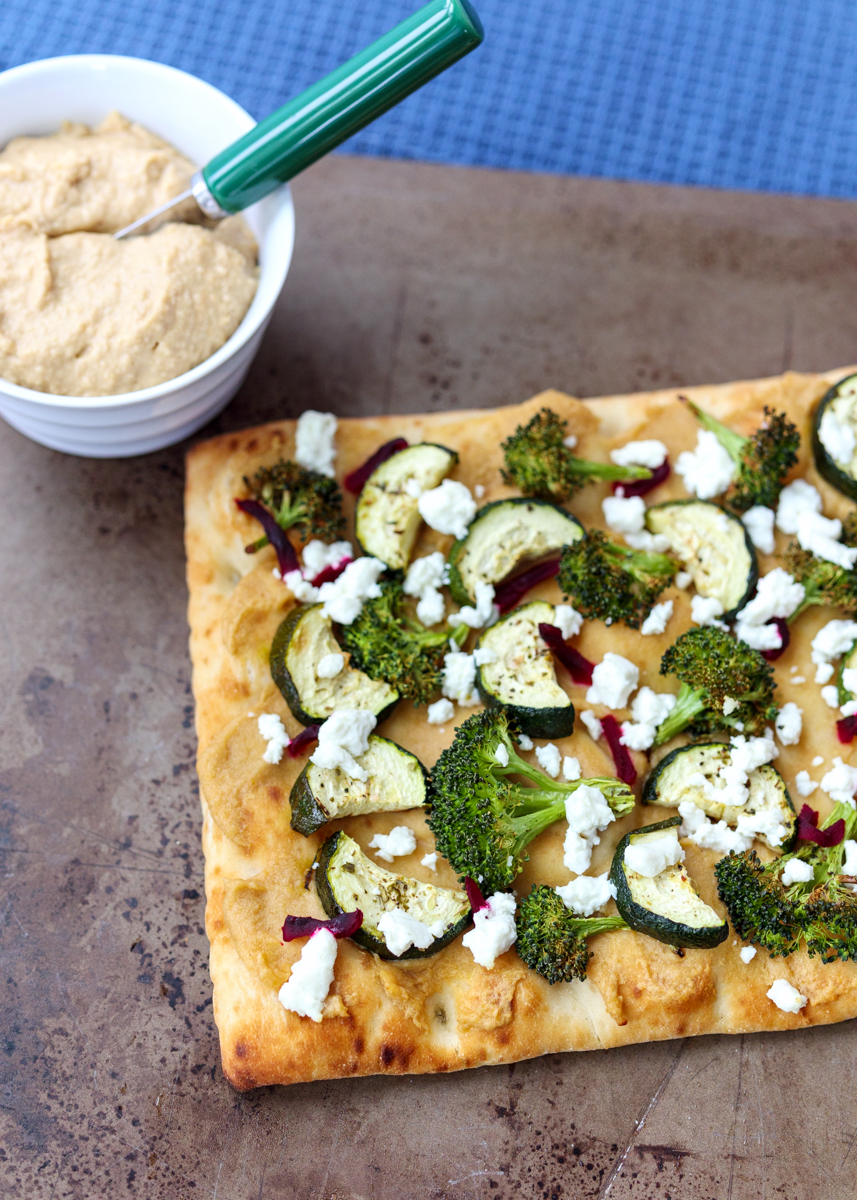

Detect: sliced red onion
[600,714,637,786]
[612,459,670,498]
[287,725,320,757]
[344,438,409,494]
[538,622,595,685]
[309,556,352,587]
[464,876,488,913]
[796,805,845,848]
[495,558,561,614]
[761,618,790,662]
[235,498,299,576]
[282,909,363,941]
[837,715,857,744]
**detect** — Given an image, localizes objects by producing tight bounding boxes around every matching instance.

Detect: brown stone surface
[3,153,857,1198]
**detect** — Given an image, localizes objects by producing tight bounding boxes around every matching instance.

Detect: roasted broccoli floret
[653,627,778,746]
[685,400,800,513]
[427,709,635,894]
[501,407,649,502]
[244,459,345,550]
[338,580,465,705]
[715,802,857,962]
[558,529,676,629]
[515,885,628,982]
[784,513,857,619]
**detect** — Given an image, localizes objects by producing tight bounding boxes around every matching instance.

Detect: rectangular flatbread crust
[186,367,857,1090]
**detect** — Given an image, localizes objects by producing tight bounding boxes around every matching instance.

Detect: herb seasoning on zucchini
[447,498,583,605]
[270,604,398,726]
[316,831,471,960]
[812,373,857,502]
[644,743,796,852]
[355,443,458,570]
[474,600,575,738]
[610,817,728,949]
[290,736,428,836]
[645,500,757,618]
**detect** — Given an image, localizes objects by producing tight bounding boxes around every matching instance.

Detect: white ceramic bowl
[0,55,295,457]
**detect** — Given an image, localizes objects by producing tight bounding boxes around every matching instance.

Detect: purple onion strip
[600,715,637,786]
[612,458,670,498]
[495,558,561,614]
[235,498,299,576]
[344,438,409,494]
[538,622,595,685]
[282,910,363,942]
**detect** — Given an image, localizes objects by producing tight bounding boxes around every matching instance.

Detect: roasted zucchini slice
[290,736,428,836]
[270,604,398,726]
[610,817,728,949]
[316,831,471,960]
[838,640,857,706]
[355,443,458,570]
[475,599,575,738]
[447,498,584,605]
[643,742,796,852]
[645,499,757,618]
[812,373,857,502]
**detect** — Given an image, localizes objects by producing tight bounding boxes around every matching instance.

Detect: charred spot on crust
[380,1044,396,1067]
[353,1036,364,1054]
[234,1042,248,1058]
[267,786,283,804]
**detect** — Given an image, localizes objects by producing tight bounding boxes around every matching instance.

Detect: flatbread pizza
[186,366,857,1090]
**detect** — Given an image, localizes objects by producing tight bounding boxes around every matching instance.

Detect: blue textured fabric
[2,0,857,198]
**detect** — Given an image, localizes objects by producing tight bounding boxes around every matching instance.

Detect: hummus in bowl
[0,113,259,397]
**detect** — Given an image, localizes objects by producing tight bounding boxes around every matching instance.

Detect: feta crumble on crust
[640,599,673,636]
[368,826,418,863]
[318,556,385,625]
[602,494,646,535]
[796,510,857,571]
[563,785,616,874]
[586,652,639,709]
[690,594,727,629]
[441,650,480,706]
[562,755,581,781]
[775,702,802,746]
[555,872,617,916]
[620,686,676,751]
[675,429,736,499]
[580,710,603,741]
[294,410,337,478]
[421,852,438,871]
[258,712,290,764]
[535,743,561,778]
[278,929,337,1022]
[610,439,667,469]
[766,978,807,1014]
[553,604,584,640]
[795,771,817,797]
[820,757,857,806]
[741,505,775,554]
[417,479,476,540]
[811,620,857,682]
[776,479,822,535]
[426,698,454,725]
[462,892,517,968]
[739,945,756,964]
[403,551,447,627]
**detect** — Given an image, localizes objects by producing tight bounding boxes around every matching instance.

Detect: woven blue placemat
[2,0,857,199]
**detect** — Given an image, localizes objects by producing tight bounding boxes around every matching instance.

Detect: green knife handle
[202,0,483,213]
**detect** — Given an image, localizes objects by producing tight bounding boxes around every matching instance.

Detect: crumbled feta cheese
[580,710,603,740]
[441,651,480,706]
[766,979,807,1014]
[730,731,778,773]
[462,892,517,968]
[795,771,817,797]
[843,666,857,696]
[553,604,584,640]
[294,410,337,477]
[258,712,290,764]
[316,652,345,680]
[310,710,376,780]
[792,675,806,684]
[555,872,617,917]
[427,698,454,725]
[318,556,385,625]
[620,688,676,751]
[812,755,825,766]
[448,580,497,629]
[565,786,615,838]
[737,568,805,626]
[517,733,534,750]
[301,539,353,580]
[378,909,439,955]
[640,600,674,636]
[815,663,835,685]
[736,945,756,965]
[417,479,476,540]
[624,832,685,877]
[819,406,856,465]
[421,852,438,871]
[811,620,857,678]
[563,830,597,874]
[535,743,561,778]
[841,839,857,877]
[610,439,667,469]
[842,700,857,717]
[678,801,753,853]
[741,505,776,554]
[675,429,736,499]
[562,756,581,781]
[282,569,321,603]
[619,722,656,751]
[563,434,578,449]
[474,483,486,498]
[735,619,782,652]
[473,646,499,666]
[675,571,693,589]
[278,929,337,1022]
[624,530,672,553]
[820,757,857,805]
[494,743,510,767]
[369,826,417,863]
[690,594,727,629]
[781,858,814,886]
[602,494,646,535]
[822,685,841,709]
[776,479,822,534]
[796,510,857,571]
[775,702,802,746]
[403,551,447,627]
[586,653,639,709]
[404,478,424,499]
